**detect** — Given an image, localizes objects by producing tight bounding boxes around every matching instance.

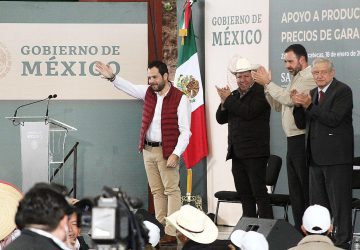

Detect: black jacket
[5,229,63,250]
[216,83,271,160]
[293,78,353,165]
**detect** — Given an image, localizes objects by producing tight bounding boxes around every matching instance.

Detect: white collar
[75,238,80,249]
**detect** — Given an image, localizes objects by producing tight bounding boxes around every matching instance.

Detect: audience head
[230,230,269,250]
[301,204,332,235]
[15,183,72,241]
[0,181,22,241]
[67,206,82,247]
[166,204,218,245]
[143,220,160,247]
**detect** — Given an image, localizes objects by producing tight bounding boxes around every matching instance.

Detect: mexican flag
[175,0,208,169]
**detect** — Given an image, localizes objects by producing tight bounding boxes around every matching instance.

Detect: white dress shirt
[112,76,191,157]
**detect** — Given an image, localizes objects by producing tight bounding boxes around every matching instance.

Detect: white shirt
[74,238,80,250]
[28,228,71,250]
[112,76,191,157]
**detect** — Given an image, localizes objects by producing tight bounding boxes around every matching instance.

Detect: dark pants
[287,134,309,232]
[309,161,352,249]
[232,156,273,219]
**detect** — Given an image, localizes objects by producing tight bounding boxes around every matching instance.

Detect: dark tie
[319,90,324,103]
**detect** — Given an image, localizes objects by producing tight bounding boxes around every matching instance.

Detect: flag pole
[186,169,192,202]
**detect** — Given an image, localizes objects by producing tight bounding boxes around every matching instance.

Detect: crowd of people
[0,42,355,249]
[0,180,346,250]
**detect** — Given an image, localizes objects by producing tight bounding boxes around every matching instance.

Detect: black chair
[352,157,360,239]
[213,154,291,225]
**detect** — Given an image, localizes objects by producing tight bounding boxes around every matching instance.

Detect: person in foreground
[67,206,89,250]
[230,229,269,250]
[0,181,22,249]
[289,204,342,250]
[95,61,191,245]
[292,57,353,249]
[166,204,236,249]
[5,183,73,250]
[216,57,273,219]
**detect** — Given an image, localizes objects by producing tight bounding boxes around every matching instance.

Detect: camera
[77,186,149,250]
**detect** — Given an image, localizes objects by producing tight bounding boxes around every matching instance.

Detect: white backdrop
[0,2,148,100]
[205,0,269,225]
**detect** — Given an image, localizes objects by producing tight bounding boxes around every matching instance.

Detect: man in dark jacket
[5,183,73,250]
[216,57,272,219]
[292,57,353,249]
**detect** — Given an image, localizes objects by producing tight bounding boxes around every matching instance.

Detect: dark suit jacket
[78,236,90,250]
[293,78,353,165]
[5,229,63,250]
[216,83,271,160]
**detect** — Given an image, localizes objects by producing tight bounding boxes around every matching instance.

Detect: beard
[287,64,302,76]
[150,80,166,92]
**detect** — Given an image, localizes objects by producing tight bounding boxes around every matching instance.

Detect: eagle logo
[0,42,11,79]
[176,74,199,102]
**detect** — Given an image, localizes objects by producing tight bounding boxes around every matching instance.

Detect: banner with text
[205,0,269,225]
[0,2,148,100]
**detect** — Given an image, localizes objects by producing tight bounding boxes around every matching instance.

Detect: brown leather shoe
[159,234,177,245]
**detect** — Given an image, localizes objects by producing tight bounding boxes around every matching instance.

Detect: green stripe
[177,17,197,66]
[0,2,147,23]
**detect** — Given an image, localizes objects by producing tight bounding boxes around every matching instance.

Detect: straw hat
[0,181,22,241]
[229,57,259,74]
[165,205,218,244]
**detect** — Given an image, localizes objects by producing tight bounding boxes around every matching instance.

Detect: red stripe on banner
[183,105,208,168]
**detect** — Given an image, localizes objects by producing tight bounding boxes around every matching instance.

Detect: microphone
[13,95,53,120]
[45,94,57,118]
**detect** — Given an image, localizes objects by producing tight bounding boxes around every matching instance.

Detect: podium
[6,116,77,192]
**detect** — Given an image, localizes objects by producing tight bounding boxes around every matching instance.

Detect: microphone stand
[12,95,53,126]
[45,94,57,124]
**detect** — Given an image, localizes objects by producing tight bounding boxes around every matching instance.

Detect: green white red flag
[175,0,208,169]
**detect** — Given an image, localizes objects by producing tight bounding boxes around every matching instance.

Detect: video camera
[77,186,149,250]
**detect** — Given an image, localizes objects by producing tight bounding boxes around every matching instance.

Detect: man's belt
[144,140,162,147]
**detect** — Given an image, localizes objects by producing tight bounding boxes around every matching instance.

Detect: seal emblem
[176,74,199,102]
[0,42,11,79]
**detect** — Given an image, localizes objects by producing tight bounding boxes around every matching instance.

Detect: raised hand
[95,61,115,79]
[252,66,271,86]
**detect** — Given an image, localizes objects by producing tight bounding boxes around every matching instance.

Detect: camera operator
[82,186,155,250]
[5,183,73,250]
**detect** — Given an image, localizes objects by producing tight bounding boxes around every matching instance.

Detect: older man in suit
[216,57,273,219]
[292,57,353,249]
